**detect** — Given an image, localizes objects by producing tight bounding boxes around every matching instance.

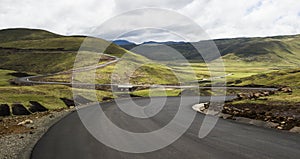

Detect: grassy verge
[0,69,114,111]
[0,84,72,110]
[131,88,181,97]
[223,68,300,130]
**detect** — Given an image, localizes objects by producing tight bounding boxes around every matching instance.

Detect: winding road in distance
[15,53,278,91]
[31,97,300,159]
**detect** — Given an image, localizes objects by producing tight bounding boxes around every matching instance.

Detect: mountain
[214,35,300,64]
[118,35,300,64]
[112,39,136,46]
[0,28,178,85]
[0,28,127,73]
[0,28,62,43]
[142,41,187,45]
[1,28,299,74]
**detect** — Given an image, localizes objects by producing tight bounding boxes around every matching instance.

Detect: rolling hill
[0,28,62,43]
[0,28,127,73]
[0,28,179,85]
[230,68,300,88]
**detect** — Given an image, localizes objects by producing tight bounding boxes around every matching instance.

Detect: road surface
[31,97,300,159]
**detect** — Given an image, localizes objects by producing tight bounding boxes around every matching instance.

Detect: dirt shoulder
[0,108,74,159]
[222,87,300,132]
[223,101,300,130]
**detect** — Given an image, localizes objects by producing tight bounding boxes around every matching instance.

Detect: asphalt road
[31,97,300,159]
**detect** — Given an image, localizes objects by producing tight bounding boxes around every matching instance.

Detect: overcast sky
[1,0,300,43]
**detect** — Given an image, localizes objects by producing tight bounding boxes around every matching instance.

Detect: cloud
[0,0,114,35]
[113,0,193,13]
[179,0,300,39]
[0,0,299,42]
[117,29,184,44]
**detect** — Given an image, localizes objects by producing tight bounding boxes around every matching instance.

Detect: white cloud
[0,0,299,42]
[0,0,114,35]
[113,0,193,13]
[179,0,300,39]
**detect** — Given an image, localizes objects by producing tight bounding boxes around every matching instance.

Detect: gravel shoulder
[0,108,74,159]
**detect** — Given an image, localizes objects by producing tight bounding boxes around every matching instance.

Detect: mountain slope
[220,35,300,64]
[0,28,179,85]
[0,28,127,73]
[231,68,300,88]
[0,28,62,43]
[118,34,300,64]
[112,39,136,46]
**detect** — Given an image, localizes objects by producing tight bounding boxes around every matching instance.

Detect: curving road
[31,97,300,159]
[14,53,278,91]
[19,53,292,158]
[15,53,120,85]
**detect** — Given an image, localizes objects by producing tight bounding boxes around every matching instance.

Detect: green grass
[0,84,115,110]
[45,51,181,85]
[230,68,300,104]
[0,51,77,74]
[0,69,18,86]
[232,68,300,87]
[216,35,300,64]
[44,57,290,86]
[0,28,62,43]
[0,37,84,50]
[165,60,284,85]
[0,85,72,110]
[0,47,126,75]
[265,89,300,103]
[131,88,181,97]
[0,69,114,111]
[0,28,128,74]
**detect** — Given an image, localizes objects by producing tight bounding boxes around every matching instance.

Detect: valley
[0,28,299,132]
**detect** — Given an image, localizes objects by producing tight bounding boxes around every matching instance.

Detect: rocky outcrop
[28,101,48,113]
[0,104,10,116]
[223,103,300,130]
[278,87,292,94]
[60,98,76,108]
[11,104,31,115]
[237,90,275,100]
[102,97,113,101]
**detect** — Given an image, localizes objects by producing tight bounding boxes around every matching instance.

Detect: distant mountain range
[112,39,136,46]
[112,40,188,46]
[1,28,299,66]
[113,35,300,64]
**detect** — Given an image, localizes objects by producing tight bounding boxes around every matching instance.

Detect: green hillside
[0,28,127,74]
[122,35,300,64]
[0,28,181,85]
[0,50,77,74]
[231,68,300,88]
[227,68,300,105]
[0,28,62,43]
[220,35,300,64]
